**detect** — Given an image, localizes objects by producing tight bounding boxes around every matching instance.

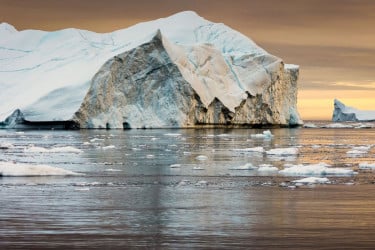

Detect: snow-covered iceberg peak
[332,99,375,122]
[0,11,302,129]
[0,22,18,35]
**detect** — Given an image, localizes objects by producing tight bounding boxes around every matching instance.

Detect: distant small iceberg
[332,99,375,122]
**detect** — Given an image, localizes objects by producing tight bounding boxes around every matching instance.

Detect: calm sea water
[0,127,374,249]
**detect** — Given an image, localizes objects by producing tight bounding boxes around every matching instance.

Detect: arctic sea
[0,124,374,249]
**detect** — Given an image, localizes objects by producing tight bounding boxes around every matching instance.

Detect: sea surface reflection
[0,127,374,249]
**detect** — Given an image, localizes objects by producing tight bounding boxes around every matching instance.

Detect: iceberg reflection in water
[0,126,374,249]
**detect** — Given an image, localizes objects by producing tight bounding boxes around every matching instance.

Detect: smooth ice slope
[0,11,302,128]
[332,99,375,122]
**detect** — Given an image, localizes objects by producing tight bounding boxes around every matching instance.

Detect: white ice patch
[280,162,355,176]
[195,155,208,161]
[250,130,273,139]
[24,146,83,153]
[229,163,257,170]
[292,177,330,184]
[358,162,375,170]
[266,147,298,155]
[0,161,81,176]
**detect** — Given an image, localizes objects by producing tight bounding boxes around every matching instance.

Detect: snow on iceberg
[0,161,81,176]
[279,162,355,176]
[0,11,302,129]
[266,147,299,155]
[332,99,375,122]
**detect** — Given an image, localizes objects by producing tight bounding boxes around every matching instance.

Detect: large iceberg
[332,99,375,122]
[0,11,302,129]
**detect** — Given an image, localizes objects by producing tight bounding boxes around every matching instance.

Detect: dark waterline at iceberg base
[0,127,374,249]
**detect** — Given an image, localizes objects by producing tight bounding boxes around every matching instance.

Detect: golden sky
[1,0,375,120]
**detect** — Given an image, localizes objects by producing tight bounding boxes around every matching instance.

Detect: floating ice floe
[0,161,81,176]
[0,142,14,149]
[233,147,264,154]
[358,162,375,170]
[24,146,83,153]
[170,164,181,168]
[164,133,182,137]
[257,164,278,172]
[266,147,299,156]
[193,166,205,170]
[352,145,372,151]
[322,123,353,128]
[195,180,208,186]
[354,123,374,129]
[104,168,122,172]
[292,177,330,184]
[346,145,371,156]
[250,130,273,139]
[279,162,355,176]
[346,150,367,155]
[303,123,318,128]
[229,163,257,170]
[195,155,208,161]
[90,138,105,142]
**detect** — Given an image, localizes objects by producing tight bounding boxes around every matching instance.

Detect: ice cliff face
[332,99,375,122]
[0,11,302,129]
